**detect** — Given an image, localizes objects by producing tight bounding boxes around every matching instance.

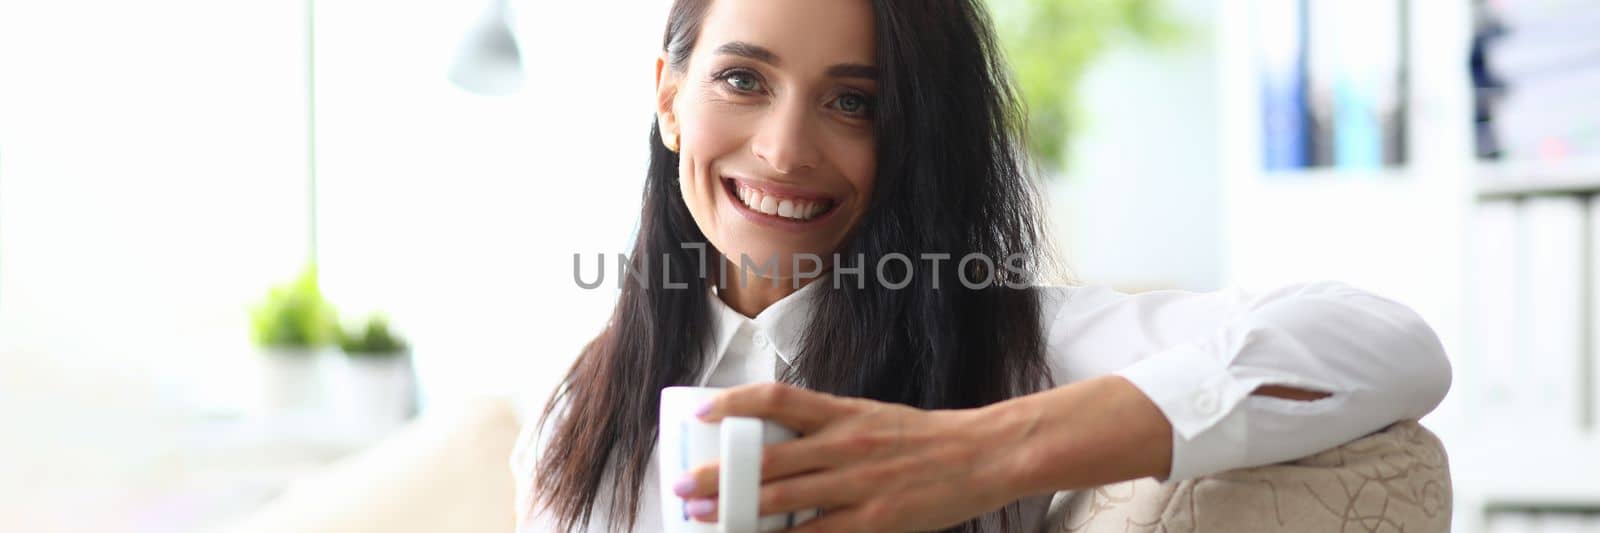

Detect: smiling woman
[526,0,1055,530]
[513,1,1451,532]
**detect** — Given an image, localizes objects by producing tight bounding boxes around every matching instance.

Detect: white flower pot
[254,347,328,415]
[326,352,418,441]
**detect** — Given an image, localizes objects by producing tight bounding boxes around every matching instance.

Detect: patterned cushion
[1043,420,1451,533]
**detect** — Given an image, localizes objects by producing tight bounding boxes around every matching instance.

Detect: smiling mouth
[722,177,838,222]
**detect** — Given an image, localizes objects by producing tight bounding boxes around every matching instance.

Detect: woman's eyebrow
[714,41,879,81]
[715,41,780,65]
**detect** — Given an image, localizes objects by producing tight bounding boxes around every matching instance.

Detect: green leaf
[249,264,339,350]
[338,313,408,358]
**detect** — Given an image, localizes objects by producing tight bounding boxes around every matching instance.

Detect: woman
[513,0,1452,531]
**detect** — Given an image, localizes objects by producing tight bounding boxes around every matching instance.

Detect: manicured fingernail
[694,400,713,418]
[686,498,714,518]
[672,475,695,497]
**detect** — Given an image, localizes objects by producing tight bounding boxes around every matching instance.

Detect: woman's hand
[672,382,1029,532]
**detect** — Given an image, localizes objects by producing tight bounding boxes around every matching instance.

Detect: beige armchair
[1045,420,1452,532]
[224,400,1450,533]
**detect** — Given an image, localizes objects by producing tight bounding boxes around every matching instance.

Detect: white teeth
[732,182,832,221]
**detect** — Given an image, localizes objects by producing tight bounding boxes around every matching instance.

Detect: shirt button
[1192,390,1220,416]
[753,333,771,349]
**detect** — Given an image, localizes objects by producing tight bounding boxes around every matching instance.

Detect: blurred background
[0,0,1595,531]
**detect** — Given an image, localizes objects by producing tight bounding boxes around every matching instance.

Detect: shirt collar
[707,278,826,366]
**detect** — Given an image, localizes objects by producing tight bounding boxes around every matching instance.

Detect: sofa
[222,398,1450,533]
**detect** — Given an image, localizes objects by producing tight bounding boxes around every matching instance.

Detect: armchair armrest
[1044,420,1451,532]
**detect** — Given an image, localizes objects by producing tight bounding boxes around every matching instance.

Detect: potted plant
[328,313,418,440]
[249,264,339,413]
[986,0,1185,175]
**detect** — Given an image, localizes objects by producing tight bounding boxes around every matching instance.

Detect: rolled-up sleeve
[1041,280,1452,482]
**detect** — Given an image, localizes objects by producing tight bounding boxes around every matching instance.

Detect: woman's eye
[720,71,762,93]
[835,93,873,117]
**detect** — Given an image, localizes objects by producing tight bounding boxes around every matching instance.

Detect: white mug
[658,386,820,533]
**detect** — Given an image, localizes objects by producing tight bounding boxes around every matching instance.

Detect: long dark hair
[534,1,1059,531]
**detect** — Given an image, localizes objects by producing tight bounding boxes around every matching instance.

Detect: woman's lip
[722,177,842,231]
[722,176,839,203]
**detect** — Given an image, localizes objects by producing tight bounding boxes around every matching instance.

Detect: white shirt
[511,279,1452,532]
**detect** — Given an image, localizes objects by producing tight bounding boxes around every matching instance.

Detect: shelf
[1475,158,1600,200]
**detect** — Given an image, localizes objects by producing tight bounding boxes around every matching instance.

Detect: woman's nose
[750,96,821,175]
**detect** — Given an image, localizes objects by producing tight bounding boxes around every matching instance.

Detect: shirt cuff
[1113,341,1264,482]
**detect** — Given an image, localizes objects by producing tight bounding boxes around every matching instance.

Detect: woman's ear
[654,53,680,150]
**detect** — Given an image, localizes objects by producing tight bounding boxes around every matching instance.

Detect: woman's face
[655,0,878,281]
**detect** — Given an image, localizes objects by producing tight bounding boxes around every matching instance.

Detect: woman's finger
[687,468,871,524]
[758,427,887,480]
[675,428,883,499]
[697,382,857,434]
[756,464,871,516]
[684,497,718,523]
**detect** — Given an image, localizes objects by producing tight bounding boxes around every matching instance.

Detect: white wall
[0,0,312,412]
[314,0,666,415]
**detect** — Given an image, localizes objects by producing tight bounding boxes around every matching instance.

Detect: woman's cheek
[694,107,755,153]
[674,152,716,239]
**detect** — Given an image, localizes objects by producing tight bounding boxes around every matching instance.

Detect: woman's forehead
[694,0,876,70]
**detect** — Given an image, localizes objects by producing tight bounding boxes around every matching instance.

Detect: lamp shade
[447,0,524,95]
